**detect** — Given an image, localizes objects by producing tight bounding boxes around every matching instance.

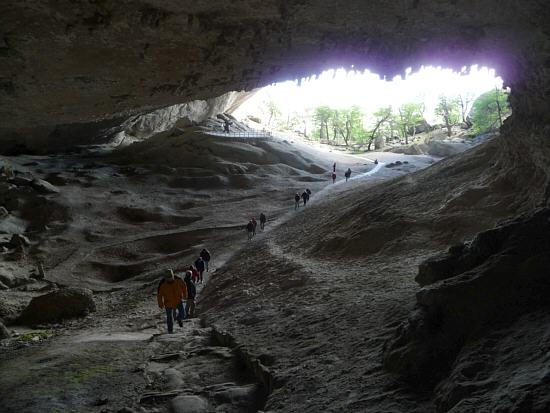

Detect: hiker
[294,193,301,210]
[194,256,205,283]
[301,190,309,206]
[246,220,254,240]
[332,172,336,183]
[345,168,352,182]
[200,248,211,272]
[306,188,312,196]
[184,270,197,318]
[189,265,200,284]
[259,212,266,230]
[333,162,336,173]
[374,159,378,165]
[251,217,257,236]
[157,269,188,333]
[223,119,232,133]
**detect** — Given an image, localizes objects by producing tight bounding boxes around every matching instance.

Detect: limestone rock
[0,321,10,339]
[384,208,550,385]
[8,234,30,248]
[30,178,59,194]
[18,287,96,325]
[169,395,209,413]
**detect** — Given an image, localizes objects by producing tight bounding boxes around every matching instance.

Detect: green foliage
[470,89,510,135]
[396,103,425,141]
[435,96,460,136]
[19,329,53,342]
[264,100,282,128]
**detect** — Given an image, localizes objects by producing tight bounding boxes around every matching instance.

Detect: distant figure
[246,220,254,240]
[332,172,336,184]
[223,119,232,133]
[301,190,309,206]
[251,217,257,236]
[200,248,211,272]
[189,265,200,284]
[194,256,205,283]
[184,271,196,318]
[157,269,188,333]
[294,193,301,210]
[345,168,352,182]
[333,162,336,173]
[259,213,267,230]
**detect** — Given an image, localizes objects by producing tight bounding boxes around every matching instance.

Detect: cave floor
[0,137,440,412]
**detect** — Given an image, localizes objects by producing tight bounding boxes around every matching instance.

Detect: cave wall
[1,1,549,133]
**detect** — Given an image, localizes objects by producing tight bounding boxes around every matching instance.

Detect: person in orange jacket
[157,269,188,333]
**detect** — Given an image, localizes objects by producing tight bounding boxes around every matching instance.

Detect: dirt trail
[0,136,438,412]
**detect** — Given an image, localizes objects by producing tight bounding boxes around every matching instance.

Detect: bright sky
[234,65,505,124]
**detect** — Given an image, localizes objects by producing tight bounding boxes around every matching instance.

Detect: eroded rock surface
[18,287,96,325]
[385,208,550,388]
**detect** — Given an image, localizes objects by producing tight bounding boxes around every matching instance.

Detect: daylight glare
[235,65,504,124]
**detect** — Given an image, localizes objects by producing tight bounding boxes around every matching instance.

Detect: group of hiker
[294,188,312,210]
[157,160,366,333]
[156,248,211,333]
[246,213,267,240]
[332,162,353,183]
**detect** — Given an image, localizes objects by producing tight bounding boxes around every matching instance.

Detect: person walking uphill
[251,217,257,236]
[345,168,352,182]
[246,220,254,240]
[184,271,197,318]
[259,212,266,230]
[194,256,205,283]
[157,269,188,334]
[294,193,301,210]
[200,248,211,272]
[301,190,309,206]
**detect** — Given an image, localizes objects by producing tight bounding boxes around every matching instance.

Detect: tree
[435,96,460,137]
[338,105,364,146]
[265,100,282,128]
[366,107,392,151]
[470,89,511,135]
[396,103,425,144]
[313,105,332,140]
[458,92,475,126]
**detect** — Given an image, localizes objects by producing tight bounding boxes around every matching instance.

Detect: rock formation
[1,1,549,157]
[1,1,550,412]
[17,287,96,325]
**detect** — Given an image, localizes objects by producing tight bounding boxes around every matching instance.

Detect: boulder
[8,233,30,248]
[9,175,33,187]
[31,178,59,194]
[18,287,96,325]
[169,395,209,413]
[0,321,10,339]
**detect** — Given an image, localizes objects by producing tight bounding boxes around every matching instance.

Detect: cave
[1,1,550,412]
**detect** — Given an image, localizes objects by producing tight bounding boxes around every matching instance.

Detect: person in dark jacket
[194,256,205,283]
[246,220,254,240]
[259,212,266,230]
[344,168,352,182]
[200,248,211,272]
[184,271,196,318]
[301,190,309,206]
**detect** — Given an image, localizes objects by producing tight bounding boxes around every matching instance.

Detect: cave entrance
[234,65,510,151]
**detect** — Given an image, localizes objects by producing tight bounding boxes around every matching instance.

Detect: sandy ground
[0,130,443,412]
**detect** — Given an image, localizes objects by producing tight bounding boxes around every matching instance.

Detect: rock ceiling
[1,0,549,137]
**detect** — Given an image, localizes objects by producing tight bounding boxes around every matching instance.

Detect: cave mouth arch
[232,65,510,148]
